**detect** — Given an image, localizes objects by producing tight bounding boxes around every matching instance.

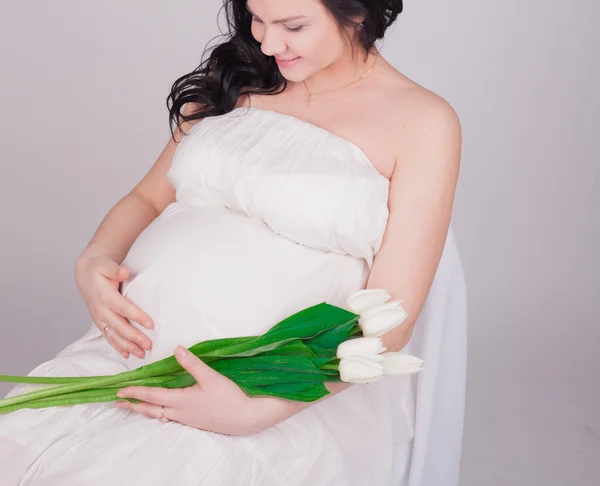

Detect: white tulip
[346,288,392,314]
[339,355,385,383]
[358,300,409,337]
[336,336,387,359]
[382,352,424,376]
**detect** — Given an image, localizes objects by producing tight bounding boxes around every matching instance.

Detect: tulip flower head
[358,300,408,337]
[339,355,385,383]
[346,288,392,314]
[337,337,387,383]
[381,352,424,376]
[336,336,387,359]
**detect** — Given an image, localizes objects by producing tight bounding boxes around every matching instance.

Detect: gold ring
[103,325,110,335]
[160,405,169,423]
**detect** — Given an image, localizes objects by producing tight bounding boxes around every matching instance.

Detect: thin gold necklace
[302,51,379,108]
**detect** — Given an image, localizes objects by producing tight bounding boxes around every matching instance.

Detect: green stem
[0,375,91,385]
[0,347,288,408]
[0,373,192,414]
[0,369,190,387]
[0,388,125,414]
[0,351,229,409]
[94,373,185,388]
[0,367,156,409]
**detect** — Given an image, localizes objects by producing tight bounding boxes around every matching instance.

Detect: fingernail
[175,345,187,358]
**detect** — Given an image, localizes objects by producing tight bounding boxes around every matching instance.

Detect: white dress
[0,106,468,486]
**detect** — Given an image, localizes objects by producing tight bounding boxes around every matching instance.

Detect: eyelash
[251,17,305,33]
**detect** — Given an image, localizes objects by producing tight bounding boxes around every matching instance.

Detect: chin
[278,70,307,83]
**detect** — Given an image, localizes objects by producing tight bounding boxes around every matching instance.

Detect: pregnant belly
[120,202,367,364]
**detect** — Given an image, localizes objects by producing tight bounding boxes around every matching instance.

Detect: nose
[259,28,287,57]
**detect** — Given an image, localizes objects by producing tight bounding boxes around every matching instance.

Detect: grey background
[0,1,598,484]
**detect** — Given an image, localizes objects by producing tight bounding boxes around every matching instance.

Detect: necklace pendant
[305,94,313,108]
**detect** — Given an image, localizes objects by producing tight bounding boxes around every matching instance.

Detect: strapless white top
[167,106,390,270]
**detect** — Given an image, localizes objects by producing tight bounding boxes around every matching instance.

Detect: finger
[117,265,130,281]
[117,400,176,423]
[99,322,129,359]
[101,309,148,351]
[102,317,146,359]
[97,259,126,281]
[117,386,184,408]
[100,322,129,358]
[112,295,154,330]
[102,306,153,351]
[93,305,144,355]
[174,345,221,385]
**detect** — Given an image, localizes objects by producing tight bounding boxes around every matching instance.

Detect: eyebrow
[246,5,306,24]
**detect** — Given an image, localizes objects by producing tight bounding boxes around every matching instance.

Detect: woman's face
[247,0,356,82]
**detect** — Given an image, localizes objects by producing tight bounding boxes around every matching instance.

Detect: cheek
[323,31,346,57]
[305,41,341,74]
[292,31,332,63]
[250,24,262,43]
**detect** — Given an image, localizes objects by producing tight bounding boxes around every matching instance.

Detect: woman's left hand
[115,345,294,436]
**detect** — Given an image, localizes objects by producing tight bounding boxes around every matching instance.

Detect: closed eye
[250,16,305,33]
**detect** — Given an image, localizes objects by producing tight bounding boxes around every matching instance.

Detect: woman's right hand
[74,255,154,359]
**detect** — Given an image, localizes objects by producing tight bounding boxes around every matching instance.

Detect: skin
[116,0,462,435]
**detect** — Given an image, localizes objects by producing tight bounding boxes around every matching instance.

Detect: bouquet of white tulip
[0,289,423,413]
[339,289,423,383]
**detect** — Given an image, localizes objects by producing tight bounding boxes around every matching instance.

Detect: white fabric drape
[401,223,469,486]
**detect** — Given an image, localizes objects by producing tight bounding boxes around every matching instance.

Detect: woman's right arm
[74,104,202,359]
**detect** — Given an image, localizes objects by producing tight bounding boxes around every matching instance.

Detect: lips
[275,56,301,67]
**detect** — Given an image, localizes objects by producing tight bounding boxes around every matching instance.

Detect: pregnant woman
[0,0,467,485]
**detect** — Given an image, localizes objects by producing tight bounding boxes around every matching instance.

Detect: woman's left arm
[281,96,463,415]
[116,98,462,436]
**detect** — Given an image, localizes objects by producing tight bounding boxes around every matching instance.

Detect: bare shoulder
[375,70,462,169]
[396,83,461,140]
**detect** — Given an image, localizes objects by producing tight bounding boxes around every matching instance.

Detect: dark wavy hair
[166,0,403,141]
